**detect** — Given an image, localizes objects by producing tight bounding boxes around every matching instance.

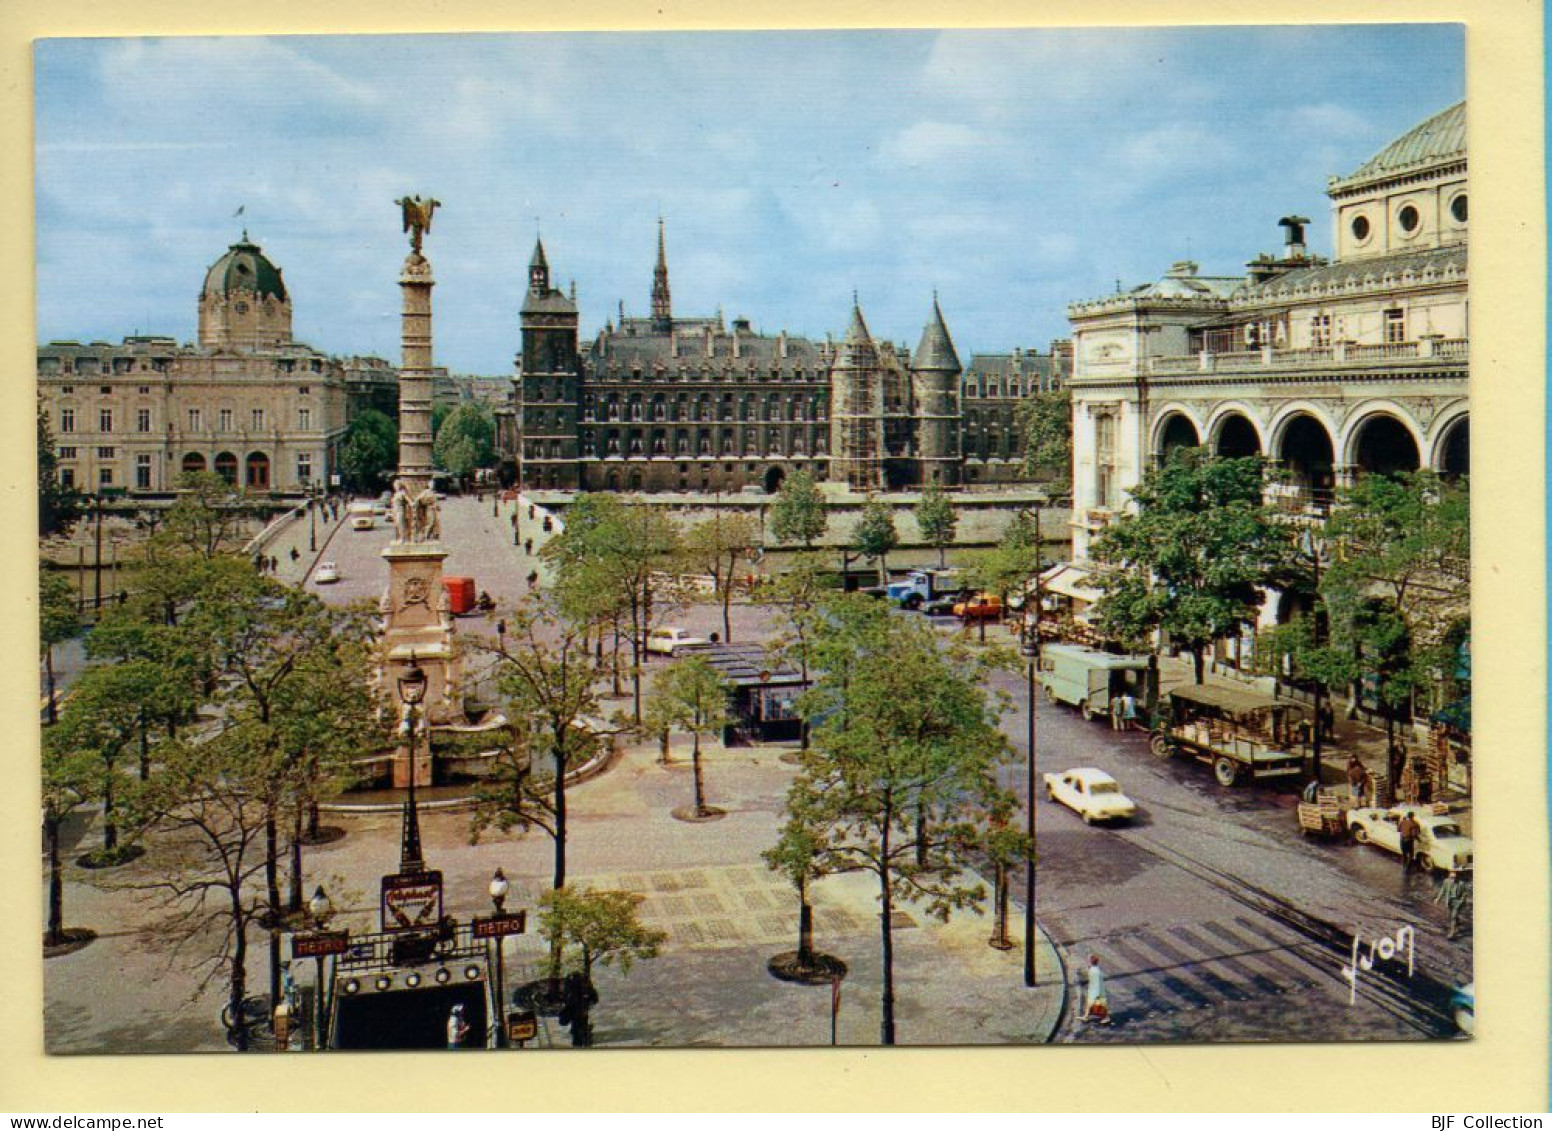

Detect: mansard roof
[1237,244,1466,304]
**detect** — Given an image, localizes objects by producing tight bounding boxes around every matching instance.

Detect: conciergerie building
[510,221,1067,495]
[1065,100,1469,560]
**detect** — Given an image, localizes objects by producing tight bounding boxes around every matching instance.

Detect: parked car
[952,593,1004,622]
[1042,767,1138,825]
[921,592,965,616]
[1451,982,1475,1035]
[314,561,341,584]
[1345,804,1474,873]
[351,515,375,531]
[645,627,710,657]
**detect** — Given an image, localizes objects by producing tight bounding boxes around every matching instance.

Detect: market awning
[1038,562,1104,605]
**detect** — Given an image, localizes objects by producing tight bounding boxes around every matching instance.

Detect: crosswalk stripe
[1123,929,1255,1003]
[1167,925,1288,996]
[1104,935,1215,1010]
[1220,917,1328,985]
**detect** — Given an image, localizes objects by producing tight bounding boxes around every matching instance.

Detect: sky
[34,26,1464,374]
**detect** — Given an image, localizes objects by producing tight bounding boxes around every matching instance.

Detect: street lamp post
[309,488,318,553]
[397,653,429,873]
[92,494,105,619]
[307,884,333,1049]
[1022,504,1045,988]
[1301,528,1327,783]
[489,868,510,1048]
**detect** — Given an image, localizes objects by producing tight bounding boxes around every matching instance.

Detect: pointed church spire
[845,295,872,345]
[914,293,961,373]
[529,238,549,293]
[650,218,672,333]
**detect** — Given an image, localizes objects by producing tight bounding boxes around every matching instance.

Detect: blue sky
[34,26,1463,374]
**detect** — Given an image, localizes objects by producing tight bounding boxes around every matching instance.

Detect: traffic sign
[508,1010,538,1044]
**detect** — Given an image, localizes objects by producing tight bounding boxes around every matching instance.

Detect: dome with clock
[197,232,293,350]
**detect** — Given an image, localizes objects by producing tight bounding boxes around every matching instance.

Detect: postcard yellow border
[0,0,1543,1113]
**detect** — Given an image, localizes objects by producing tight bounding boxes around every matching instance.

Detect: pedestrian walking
[1319,702,1336,741]
[526,570,538,591]
[1109,696,1124,732]
[1082,955,1112,1025]
[446,1004,470,1049]
[290,546,300,562]
[1347,756,1368,805]
[1120,691,1137,731]
[1302,778,1321,804]
[1397,810,1422,870]
[524,539,533,555]
[1435,869,1472,939]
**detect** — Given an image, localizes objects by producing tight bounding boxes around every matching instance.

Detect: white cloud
[878,119,1001,170]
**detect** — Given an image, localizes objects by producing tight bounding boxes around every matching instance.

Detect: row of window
[59,452,313,491]
[58,407,316,434]
[529,433,834,460]
[56,384,313,396]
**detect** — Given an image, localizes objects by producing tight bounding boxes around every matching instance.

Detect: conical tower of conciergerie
[378,195,463,789]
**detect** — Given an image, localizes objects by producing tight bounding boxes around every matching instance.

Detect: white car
[645,627,710,657]
[1345,804,1474,873]
[1042,767,1138,825]
[314,561,341,584]
[351,515,375,531]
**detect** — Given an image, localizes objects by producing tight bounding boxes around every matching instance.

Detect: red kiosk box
[442,576,476,616]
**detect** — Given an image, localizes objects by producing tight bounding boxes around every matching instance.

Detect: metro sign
[381,871,444,933]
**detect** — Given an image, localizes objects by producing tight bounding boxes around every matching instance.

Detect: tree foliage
[338,409,398,492]
[778,595,1023,1044]
[914,482,959,568]
[682,509,762,642]
[537,886,666,981]
[647,655,731,817]
[854,499,899,584]
[1016,386,1073,483]
[1091,449,1286,682]
[433,403,496,479]
[769,469,828,548]
[38,398,81,539]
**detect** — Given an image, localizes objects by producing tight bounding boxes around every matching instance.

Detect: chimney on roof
[705,324,715,358]
[669,328,678,357]
[778,330,788,359]
[1278,215,1311,259]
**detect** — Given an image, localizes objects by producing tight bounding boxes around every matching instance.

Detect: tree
[854,499,898,585]
[1016,386,1073,483]
[914,482,959,568]
[647,655,731,819]
[40,569,80,726]
[967,511,1041,643]
[682,509,762,642]
[760,553,827,750]
[782,595,1023,1044]
[762,815,834,976]
[770,469,828,549]
[433,403,496,482]
[125,733,272,1051]
[1319,470,1469,780]
[41,727,97,947]
[1091,449,1286,683]
[471,601,608,891]
[537,885,665,984]
[338,410,397,492]
[38,399,81,539]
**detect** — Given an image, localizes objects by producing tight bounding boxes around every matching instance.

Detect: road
[973,654,1470,1043]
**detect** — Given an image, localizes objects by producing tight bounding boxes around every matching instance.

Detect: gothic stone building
[1066,101,1468,560]
[514,223,1065,494]
[38,234,396,496]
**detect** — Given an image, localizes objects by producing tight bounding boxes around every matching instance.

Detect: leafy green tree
[433,403,496,482]
[854,499,899,585]
[38,399,81,539]
[41,727,98,946]
[1091,449,1286,683]
[682,509,762,642]
[1015,387,1073,483]
[967,511,1041,642]
[914,482,959,568]
[472,602,608,890]
[647,655,731,819]
[537,885,666,984]
[770,469,828,549]
[782,595,1023,1044]
[40,569,80,726]
[762,816,832,974]
[760,553,828,750]
[338,410,398,492]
